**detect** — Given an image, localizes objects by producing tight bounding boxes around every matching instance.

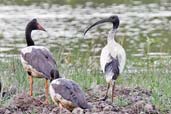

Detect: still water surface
[0,1,171,72]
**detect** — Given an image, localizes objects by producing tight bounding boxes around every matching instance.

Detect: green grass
[118,56,171,113]
[120,69,171,113]
[0,47,171,113]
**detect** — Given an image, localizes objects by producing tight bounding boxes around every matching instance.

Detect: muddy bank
[0,85,160,114]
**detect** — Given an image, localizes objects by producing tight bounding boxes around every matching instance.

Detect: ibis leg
[29,76,33,96]
[45,79,49,104]
[101,83,110,101]
[112,82,115,102]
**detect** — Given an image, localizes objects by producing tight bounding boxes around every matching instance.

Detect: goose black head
[84,15,120,36]
[26,18,46,32]
[50,69,60,82]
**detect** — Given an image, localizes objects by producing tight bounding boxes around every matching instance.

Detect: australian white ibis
[20,19,59,103]
[84,16,126,102]
[49,77,91,111]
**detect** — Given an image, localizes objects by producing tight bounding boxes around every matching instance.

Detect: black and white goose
[49,77,91,111]
[20,19,59,103]
[84,16,126,102]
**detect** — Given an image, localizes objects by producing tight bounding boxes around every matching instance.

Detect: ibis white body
[84,15,125,102]
[100,30,126,83]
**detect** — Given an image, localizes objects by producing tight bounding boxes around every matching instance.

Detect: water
[0,1,171,71]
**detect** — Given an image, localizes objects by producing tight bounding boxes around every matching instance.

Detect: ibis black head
[26,18,46,32]
[84,15,120,36]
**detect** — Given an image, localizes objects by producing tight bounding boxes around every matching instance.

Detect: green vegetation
[0,43,171,113]
[0,0,170,113]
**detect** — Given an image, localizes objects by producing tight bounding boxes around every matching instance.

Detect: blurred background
[0,0,171,112]
[0,0,171,68]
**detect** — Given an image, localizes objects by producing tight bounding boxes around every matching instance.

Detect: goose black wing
[21,47,57,79]
[51,79,90,109]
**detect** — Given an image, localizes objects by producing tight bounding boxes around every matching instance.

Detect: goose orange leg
[45,79,49,104]
[29,76,33,96]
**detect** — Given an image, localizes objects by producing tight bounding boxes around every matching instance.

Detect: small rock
[59,108,71,114]
[72,107,84,114]
[41,107,51,114]
[0,108,6,114]
[49,108,59,114]
[50,107,70,114]
[4,109,11,114]
[133,100,145,109]
[103,105,114,111]
[144,103,154,112]
[12,111,23,114]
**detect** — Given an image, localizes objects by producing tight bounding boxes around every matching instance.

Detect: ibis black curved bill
[84,16,119,36]
[84,18,109,36]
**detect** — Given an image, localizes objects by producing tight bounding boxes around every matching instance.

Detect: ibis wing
[21,48,57,79]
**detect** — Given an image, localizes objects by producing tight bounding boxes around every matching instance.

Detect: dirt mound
[0,93,70,114]
[84,85,159,114]
[0,85,160,114]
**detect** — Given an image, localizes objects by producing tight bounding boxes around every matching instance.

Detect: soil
[0,85,160,114]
